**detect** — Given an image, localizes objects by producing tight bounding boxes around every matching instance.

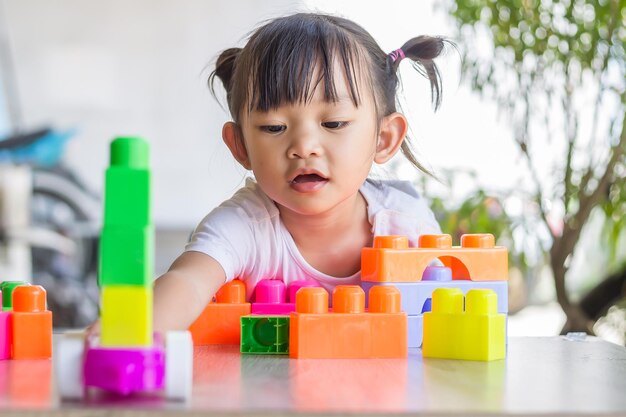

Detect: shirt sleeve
[367,179,442,247]
[185,204,255,282]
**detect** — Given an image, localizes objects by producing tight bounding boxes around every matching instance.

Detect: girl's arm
[153,251,226,333]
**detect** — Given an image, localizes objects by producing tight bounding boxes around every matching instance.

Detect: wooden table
[1,336,625,416]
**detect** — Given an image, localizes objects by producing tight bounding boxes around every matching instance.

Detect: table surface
[0,336,625,416]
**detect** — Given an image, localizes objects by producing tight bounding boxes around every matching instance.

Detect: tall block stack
[99,137,154,347]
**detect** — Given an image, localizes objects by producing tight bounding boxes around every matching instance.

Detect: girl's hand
[85,319,100,339]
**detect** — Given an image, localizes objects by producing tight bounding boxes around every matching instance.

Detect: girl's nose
[287,130,323,159]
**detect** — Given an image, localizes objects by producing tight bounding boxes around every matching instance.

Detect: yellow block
[100,285,153,347]
[423,288,505,361]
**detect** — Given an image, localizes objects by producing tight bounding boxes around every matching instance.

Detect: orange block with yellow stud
[361,234,508,283]
[289,285,407,359]
[11,285,53,359]
[189,279,251,345]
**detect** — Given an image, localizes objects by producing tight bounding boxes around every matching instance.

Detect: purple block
[83,341,165,395]
[361,280,508,316]
[408,315,423,348]
[0,310,11,360]
[422,266,452,281]
[251,303,296,315]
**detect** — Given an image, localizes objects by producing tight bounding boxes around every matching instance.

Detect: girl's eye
[260,125,286,133]
[322,121,348,129]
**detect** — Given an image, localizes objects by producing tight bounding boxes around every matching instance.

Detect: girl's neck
[277,191,372,277]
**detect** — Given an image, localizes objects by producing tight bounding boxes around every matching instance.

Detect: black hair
[209,13,449,174]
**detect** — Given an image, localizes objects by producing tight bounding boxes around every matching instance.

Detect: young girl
[153,13,447,332]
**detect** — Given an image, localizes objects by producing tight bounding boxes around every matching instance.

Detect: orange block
[11,285,52,359]
[189,279,251,345]
[289,285,407,359]
[361,234,508,283]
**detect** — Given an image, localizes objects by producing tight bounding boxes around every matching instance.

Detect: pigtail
[208,48,242,102]
[391,36,448,111]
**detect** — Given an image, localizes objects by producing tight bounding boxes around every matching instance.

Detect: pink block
[251,303,296,315]
[288,280,322,303]
[83,333,164,395]
[0,311,11,360]
[254,279,286,303]
[251,280,323,314]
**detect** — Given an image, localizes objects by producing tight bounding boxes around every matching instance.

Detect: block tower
[99,137,154,347]
[361,234,508,348]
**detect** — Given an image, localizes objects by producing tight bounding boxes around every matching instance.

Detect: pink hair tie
[389,48,405,63]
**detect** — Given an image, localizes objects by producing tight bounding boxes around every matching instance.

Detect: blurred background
[0,0,624,343]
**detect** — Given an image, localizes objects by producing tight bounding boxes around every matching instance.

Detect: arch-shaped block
[362,234,508,282]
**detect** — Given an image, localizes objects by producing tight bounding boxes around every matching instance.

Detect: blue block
[408,315,423,348]
[362,280,508,316]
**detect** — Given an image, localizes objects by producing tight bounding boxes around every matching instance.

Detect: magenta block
[254,279,286,303]
[83,341,165,395]
[251,280,322,314]
[287,280,321,303]
[0,310,11,360]
[251,302,296,315]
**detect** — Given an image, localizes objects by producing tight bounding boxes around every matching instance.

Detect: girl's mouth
[289,174,328,192]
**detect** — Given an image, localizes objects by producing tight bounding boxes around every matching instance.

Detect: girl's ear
[222,122,251,169]
[374,112,408,164]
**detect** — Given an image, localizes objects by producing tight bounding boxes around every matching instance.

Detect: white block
[53,331,85,399]
[165,330,193,401]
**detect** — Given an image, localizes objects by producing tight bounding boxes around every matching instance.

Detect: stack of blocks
[289,285,407,359]
[240,279,320,354]
[0,281,52,360]
[360,234,508,349]
[98,137,154,348]
[55,137,192,400]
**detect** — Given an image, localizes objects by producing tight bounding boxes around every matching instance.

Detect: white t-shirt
[185,177,441,300]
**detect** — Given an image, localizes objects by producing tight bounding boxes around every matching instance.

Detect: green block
[104,167,150,226]
[240,315,289,355]
[99,225,154,286]
[110,137,149,170]
[0,281,30,311]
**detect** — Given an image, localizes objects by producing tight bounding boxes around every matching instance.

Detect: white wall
[2,0,303,228]
[3,0,520,228]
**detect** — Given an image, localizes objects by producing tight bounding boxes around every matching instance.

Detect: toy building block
[189,279,251,345]
[103,137,150,226]
[407,315,424,348]
[1,281,29,311]
[100,285,152,347]
[289,285,407,359]
[241,315,289,354]
[99,137,153,287]
[361,266,509,315]
[423,288,505,361]
[53,331,85,398]
[0,290,10,360]
[251,279,321,315]
[11,285,52,359]
[84,336,164,395]
[99,226,154,287]
[164,331,194,400]
[362,234,508,283]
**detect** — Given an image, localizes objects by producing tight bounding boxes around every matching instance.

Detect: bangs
[243,15,365,113]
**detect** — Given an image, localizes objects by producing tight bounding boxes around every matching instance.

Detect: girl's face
[230,61,391,219]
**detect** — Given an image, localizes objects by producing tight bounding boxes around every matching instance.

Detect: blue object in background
[0,129,75,167]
